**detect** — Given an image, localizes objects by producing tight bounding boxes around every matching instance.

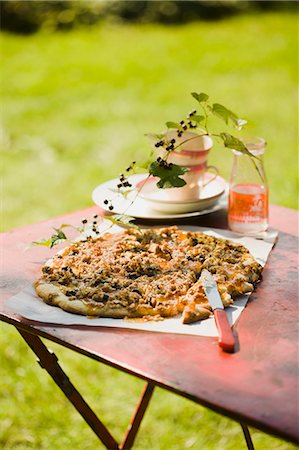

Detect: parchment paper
[6,225,278,337]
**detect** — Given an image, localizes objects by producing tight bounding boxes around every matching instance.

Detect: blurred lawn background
[1,2,298,231]
[1,1,298,449]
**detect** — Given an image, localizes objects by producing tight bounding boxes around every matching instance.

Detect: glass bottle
[228,137,268,235]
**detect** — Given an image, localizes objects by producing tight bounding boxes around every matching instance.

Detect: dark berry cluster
[155,138,176,151]
[116,161,136,190]
[177,110,198,136]
[91,214,100,234]
[102,162,136,214]
[179,117,197,133]
[179,120,188,131]
[117,175,132,189]
[154,140,165,148]
[81,215,101,234]
[166,138,176,151]
[187,109,198,128]
[103,199,114,211]
[188,109,197,117]
[126,161,136,172]
[156,157,173,170]
[154,109,200,148]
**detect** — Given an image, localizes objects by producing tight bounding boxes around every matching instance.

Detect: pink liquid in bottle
[228,183,268,234]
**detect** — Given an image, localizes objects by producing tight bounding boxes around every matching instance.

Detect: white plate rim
[92,174,229,220]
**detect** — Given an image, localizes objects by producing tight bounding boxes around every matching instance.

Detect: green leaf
[138,149,155,171]
[50,238,67,248]
[31,228,68,248]
[105,214,140,231]
[50,228,67,248]
[190,114,204,124]
[32,238,52,248]
[57,223,72,229]
[191,92,209,103]
[212,103,247,129]
[149,161,188,178]
[165,121,181,129]
[212,103,234,124]
[220,133,254,157]
[149,161,188,189]
[156,177,186,188]
[145,132,164,141]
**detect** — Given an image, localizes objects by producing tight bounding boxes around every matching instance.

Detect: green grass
[1,11,298,232]
[1,11,298,450]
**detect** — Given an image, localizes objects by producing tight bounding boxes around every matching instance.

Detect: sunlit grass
[1,11,298,231]
[1,11,298,450]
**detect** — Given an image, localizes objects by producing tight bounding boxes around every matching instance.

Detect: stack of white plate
[92,174,228,220]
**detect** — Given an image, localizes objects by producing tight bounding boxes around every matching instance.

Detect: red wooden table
[1,204,298,449]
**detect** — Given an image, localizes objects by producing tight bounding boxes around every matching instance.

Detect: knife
[200,269,235,353]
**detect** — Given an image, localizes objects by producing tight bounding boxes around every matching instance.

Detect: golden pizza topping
[35,226,262,323]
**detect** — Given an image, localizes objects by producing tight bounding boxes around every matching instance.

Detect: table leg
[18,328,119,450]
[119,382,155,450]
[16,327,254,450]
[240,423,254,450]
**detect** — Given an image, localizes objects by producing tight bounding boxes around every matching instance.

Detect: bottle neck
[238,136,267,157]
[230,153,267,188]
[233,149,265,157]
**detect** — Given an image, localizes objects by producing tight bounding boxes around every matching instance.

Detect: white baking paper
[6,226,278,337]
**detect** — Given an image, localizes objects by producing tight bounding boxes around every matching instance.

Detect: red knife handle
[214,309,235,353]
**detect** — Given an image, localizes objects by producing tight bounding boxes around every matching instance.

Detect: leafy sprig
[100,91,256,229]
[140,91,251,191]
[32,226,68,248]
[32,215,103,248]
[149,159,188,188]
[32,92,258,249]
[105,214,140,231]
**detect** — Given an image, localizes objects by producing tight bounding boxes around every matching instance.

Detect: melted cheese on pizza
[37,226,262,322]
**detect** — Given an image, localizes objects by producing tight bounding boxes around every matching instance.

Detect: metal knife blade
[200,269,223,311]
[200,269,235,353]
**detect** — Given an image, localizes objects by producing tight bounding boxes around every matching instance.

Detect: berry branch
[33,91,259,248]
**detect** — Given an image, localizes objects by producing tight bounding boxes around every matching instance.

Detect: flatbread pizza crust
[34,226,262,324]
[35,281,174,319]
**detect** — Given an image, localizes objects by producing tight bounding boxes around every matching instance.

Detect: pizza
[34,226,262,324]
